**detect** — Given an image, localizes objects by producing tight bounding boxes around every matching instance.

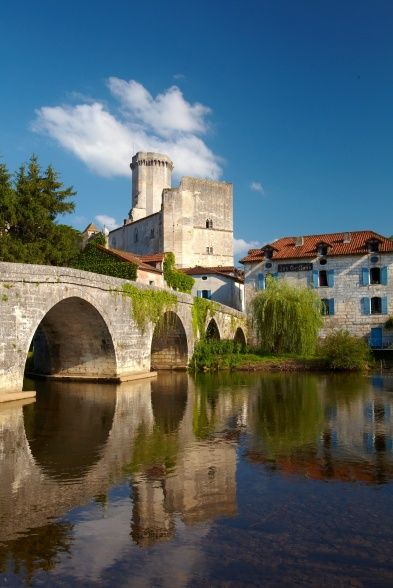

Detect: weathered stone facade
[109,152,233,268]
[0,262,245,395]
[243,234,393,344]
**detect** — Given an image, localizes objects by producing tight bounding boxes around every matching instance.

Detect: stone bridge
[0,263,246,397]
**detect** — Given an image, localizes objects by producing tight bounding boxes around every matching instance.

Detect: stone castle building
[109,152,233,269]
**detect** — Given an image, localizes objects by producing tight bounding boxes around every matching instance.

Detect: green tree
[251,277,323,355]
[0,155,80,265]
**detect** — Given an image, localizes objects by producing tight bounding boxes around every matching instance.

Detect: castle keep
[109,152,233,268]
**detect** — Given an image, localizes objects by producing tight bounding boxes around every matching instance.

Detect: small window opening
[150,228,155,239]
[206,219,213,229]
[370,267,381,285]
[371,297,382,314]
[318,245,328,256]
[321,299,330,316]
[134,230,138,243]
[149,280,154,286]
[318,270,328,287]
[201,290,211,299]
[206,246,213,254]
[319,258,327,266]
[264,248,273,260]
[202,276,208,280]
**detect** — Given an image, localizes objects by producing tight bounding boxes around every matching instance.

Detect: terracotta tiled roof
[139,253,166,263]
[96,245,162,273]
[240,231,393,264]
[181,265,244,283]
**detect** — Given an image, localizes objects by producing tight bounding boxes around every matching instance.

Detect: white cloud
[32,79,222,180]
[95,214,119,231]
[233,238,262,256]
[250,181,264,194]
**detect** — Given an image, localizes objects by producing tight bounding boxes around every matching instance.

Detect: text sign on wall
[277,263,313,273]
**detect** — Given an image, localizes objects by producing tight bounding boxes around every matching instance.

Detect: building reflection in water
[129,373,239,547]
[2,372,393,581]
[246,373,393,484]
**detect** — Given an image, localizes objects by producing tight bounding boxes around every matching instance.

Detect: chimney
[295,236,304,247]
[343,232,351,243]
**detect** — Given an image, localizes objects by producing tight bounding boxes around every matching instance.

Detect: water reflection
[1,372,393,584]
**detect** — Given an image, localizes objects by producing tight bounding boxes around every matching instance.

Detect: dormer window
[316,241,330,257]
[264,245,275,260]
[367,239,380,253]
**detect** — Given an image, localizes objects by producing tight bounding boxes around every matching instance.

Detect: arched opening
[26,297,117,379]
[206,319,220,340]
[234,327,246,346]
[23,381,116,480]
[151,311,188,370]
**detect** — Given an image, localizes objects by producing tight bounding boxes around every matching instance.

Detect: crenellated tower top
[130,152,173,221]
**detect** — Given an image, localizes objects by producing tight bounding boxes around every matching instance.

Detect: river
[1,372,393,587]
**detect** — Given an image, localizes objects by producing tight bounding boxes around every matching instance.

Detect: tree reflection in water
[0,521,73,584]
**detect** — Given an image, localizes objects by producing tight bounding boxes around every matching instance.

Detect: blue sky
[1,0,393,260]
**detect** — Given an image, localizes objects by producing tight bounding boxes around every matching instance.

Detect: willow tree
[251,277,323,355]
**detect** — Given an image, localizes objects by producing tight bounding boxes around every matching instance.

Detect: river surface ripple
[1,372,393,587]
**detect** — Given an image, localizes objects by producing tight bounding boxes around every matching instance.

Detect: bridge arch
[234,327,246,346]
[206,318,220,340]
[150,311,188,370]
[27,296,117,379]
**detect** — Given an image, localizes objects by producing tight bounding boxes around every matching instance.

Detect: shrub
[319,329,371,371]
[190,338,246,371]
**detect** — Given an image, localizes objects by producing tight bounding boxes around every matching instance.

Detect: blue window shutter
[327,269,335,287]
[362,267,369,286]
[257,273,265,290]
[382,296,388,315]
[381,266,388,286]
[361,297,370,315]
[197,290,202,298]
[329,299,335,316]
[208,290,212,300]
[312,270,318,288]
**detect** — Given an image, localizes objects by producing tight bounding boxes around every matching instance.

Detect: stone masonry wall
[244,253,393,342]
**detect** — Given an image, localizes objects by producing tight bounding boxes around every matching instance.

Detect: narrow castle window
[206,219,213,229]
[134,230,138,243]
[150,228,155,239]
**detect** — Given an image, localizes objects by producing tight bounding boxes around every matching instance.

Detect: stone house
[240,230,393,347]
[109,152,233,269]
[182,266,244,311]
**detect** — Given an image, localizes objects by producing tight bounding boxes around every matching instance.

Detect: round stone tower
[130,152,173,221]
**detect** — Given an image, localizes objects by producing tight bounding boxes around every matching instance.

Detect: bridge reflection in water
[1,373,393,585]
